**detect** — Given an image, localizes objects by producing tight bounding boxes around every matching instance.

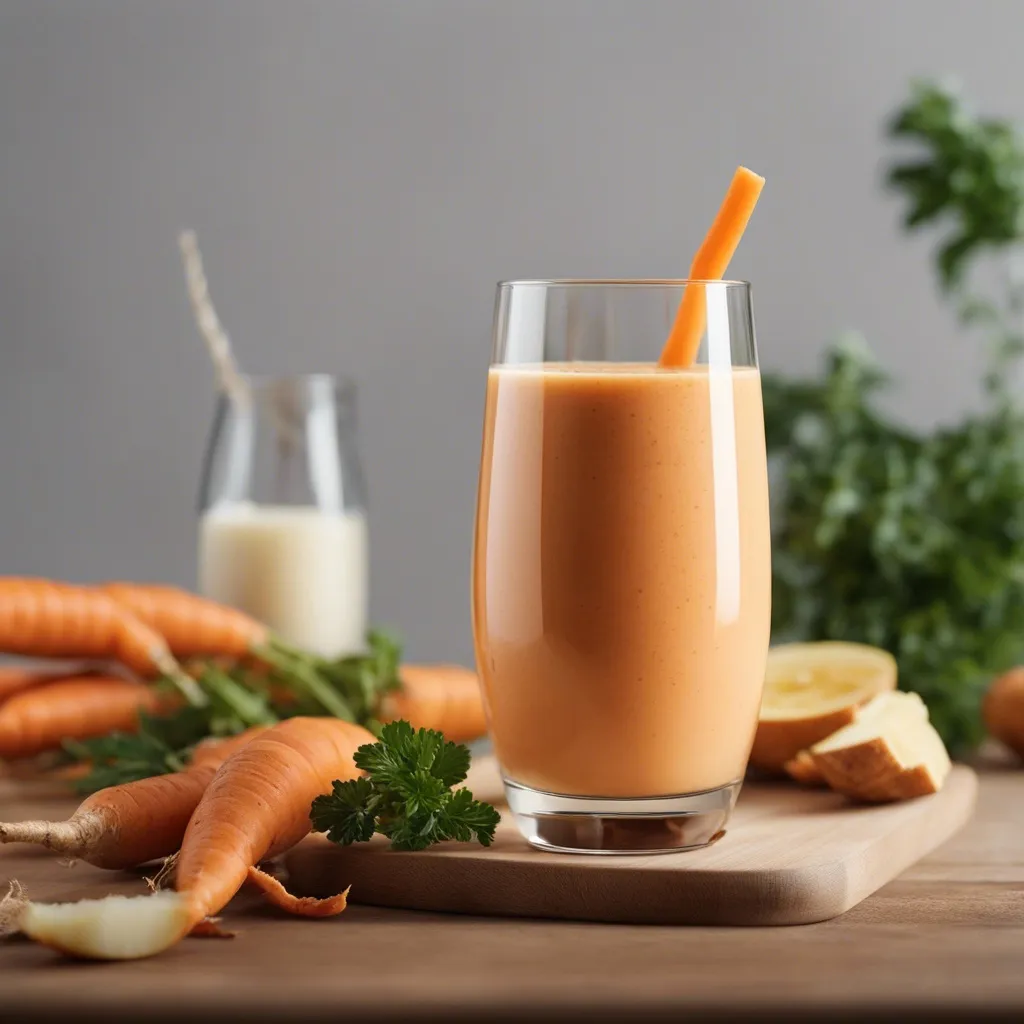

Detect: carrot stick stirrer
[658,166,765,368]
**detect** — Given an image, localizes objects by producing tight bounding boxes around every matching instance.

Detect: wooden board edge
[829,763,979,920]
[284,766,980,928]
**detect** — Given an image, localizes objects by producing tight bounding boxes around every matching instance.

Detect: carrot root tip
[145,851,179,892]
[0,817,97,859]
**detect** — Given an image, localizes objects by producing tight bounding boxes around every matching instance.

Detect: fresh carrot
[0,676,168,761]
[658,165,765,368]
[0,717,371,959]
[0,666,88,705]
[102,583,268,661]
[378,664,487,744]
[0,579,205,706]
[173,717,370,925]
[188,727,270,769]
[103,583,350,719]
[0,727,267,869]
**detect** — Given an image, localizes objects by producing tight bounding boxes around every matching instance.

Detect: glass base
[504,778,742,855]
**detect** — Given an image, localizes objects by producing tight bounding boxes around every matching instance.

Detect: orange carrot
[1,719,370,958]
[0,676,168,761]
[0,726,267,869]
[102,583,268,661]
[173,717,371,929]
[0,666,88,705]
[379,664,487,744]
[188,727,271,769]
[102,583,364,722]
[659,166,765,368]
[0,579,203,704]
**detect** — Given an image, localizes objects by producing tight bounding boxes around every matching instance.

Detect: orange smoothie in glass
[472,362,771,798]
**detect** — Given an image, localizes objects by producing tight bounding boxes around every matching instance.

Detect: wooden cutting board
[285,757,978,927]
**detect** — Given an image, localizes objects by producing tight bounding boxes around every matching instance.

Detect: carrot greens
[64,632,403,793]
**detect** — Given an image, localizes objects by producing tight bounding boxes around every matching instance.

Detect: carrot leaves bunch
[64,665,276,792]
[310,721,500,851]
[65,632,403,793]
[310,628,403,728]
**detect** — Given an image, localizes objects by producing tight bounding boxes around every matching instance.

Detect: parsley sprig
[310,721,500,851]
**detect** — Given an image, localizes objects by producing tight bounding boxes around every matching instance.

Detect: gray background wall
[0,0,1016,663]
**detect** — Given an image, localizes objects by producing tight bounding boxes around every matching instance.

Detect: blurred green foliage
[764,80,1024,753]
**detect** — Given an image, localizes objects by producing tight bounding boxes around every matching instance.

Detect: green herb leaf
[435,787,501,847]
[310,778,379,845]
[887,79,1024,292]
[310,722,499,852]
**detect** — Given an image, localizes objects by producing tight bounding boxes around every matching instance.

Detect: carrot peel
[659,165,765,368]
[246,864,350,918]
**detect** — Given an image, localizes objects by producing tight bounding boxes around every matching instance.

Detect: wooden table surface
[3,756,1024,1023]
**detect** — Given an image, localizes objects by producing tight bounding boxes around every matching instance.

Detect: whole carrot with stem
[102,587,487,740]
[0,676,169,761]
[0,579,205,707]
[0,726,267,869]
[0,717,370,958]
[3,719,501,959]
[102,583,267,662]
[102,582,352,720]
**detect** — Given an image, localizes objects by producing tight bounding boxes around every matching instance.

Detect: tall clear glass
[197,374,369,658]
[472,281,771,854]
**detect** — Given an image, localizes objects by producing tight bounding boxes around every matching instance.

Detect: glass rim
[496,278,751,289]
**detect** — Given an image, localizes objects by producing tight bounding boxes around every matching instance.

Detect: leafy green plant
[765,79,1024,754]
[65,629,406,792]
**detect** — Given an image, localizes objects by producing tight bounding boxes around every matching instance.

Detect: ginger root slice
[6,885,192,960]
[782,750,826,786]
[809,692,950,804]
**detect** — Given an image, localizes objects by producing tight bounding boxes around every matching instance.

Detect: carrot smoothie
[472,362,771,799]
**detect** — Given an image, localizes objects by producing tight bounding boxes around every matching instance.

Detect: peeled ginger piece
[0,885,192,960]
[809,691,950,803]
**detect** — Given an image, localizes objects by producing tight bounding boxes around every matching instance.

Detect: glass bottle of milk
[197,374,368,657]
